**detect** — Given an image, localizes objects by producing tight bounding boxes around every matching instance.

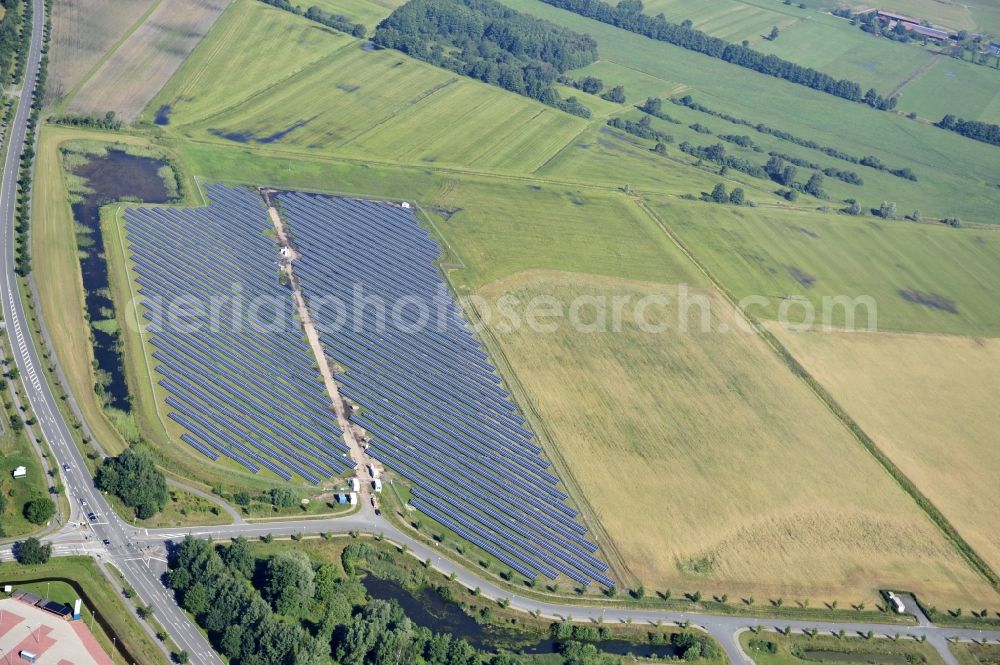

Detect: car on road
[79,497,87,506]
[102,539,111,546]
[88,512,98,522]
[63,464,70,471]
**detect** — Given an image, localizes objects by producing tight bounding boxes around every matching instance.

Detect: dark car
[102,539,111,546]
[88,512,98,522]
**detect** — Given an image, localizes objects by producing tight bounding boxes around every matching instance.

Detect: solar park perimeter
[122,184,612,588]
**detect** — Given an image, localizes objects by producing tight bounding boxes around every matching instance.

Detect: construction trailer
[372,478,383,493]
[348,492,358,505]
[350,478,360,492]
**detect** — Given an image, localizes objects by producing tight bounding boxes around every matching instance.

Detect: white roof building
[12,466,26,478]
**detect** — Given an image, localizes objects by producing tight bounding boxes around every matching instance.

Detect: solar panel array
[123,184,352,483]
[280,192,613,587]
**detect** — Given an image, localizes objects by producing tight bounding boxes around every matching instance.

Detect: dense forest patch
[373,0,598,116]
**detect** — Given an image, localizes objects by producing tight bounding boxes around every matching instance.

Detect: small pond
[70,149,173,411]
[362,576,680,657]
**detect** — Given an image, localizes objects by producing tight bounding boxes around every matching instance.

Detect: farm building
[875,10,950,41]
[905,24,949,41]
[877,10,921,24]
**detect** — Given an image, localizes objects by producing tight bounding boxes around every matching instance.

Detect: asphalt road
[0,3,997,665]
[0,0,221,661]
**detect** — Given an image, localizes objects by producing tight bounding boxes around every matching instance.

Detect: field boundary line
[634,197,1000,595]
[174,37,358,129]
[336,77,460,149]
[52,0,166,114]
[887,53,942,100]
[531,121,593,174]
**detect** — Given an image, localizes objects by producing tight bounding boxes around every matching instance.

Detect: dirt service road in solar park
[264,190,380,501]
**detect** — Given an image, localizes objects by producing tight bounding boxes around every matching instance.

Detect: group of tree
[665,95,917,180]
[862,86,898,111]
[637,97,682,124]
[372,0,599,117]
[14,536,51,564]
[94,444,167,519]
[0,0,26,86]
[708,183,745,205]
[606,115,672,143]
[260,0,365,37]
[763,155,826,197]
[12,0,41,277]
[558,77,625,102]
[678,141,767,179]
[768,151,862,186]
[937,114,1000,147]
[535,0,881,105]
[560,75,605,94]
[170,535,686,665]
[49,111,122,131]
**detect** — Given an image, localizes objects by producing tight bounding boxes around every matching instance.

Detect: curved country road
[0,3,998,665]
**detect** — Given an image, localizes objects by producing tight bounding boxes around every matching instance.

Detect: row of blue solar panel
[123,184,350,483]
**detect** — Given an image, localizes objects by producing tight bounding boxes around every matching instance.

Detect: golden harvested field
[772,327,1000,585]
[66,0,230,120]
[46,0,157,106]
[478,271,999,607]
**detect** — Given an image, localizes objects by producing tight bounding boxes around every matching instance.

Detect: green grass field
[142,0,356,127]
[500,0,1000,224]
[0,428,50,538]
[898,57,1000,125]
[148,0,588,174]
[741,630,946,665]
[648,197,1000,337]
[643,0,939,93]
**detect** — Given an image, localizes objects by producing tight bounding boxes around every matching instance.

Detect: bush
[95,445,167,519]
[23,497,55,524]
[14,537,51,564]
